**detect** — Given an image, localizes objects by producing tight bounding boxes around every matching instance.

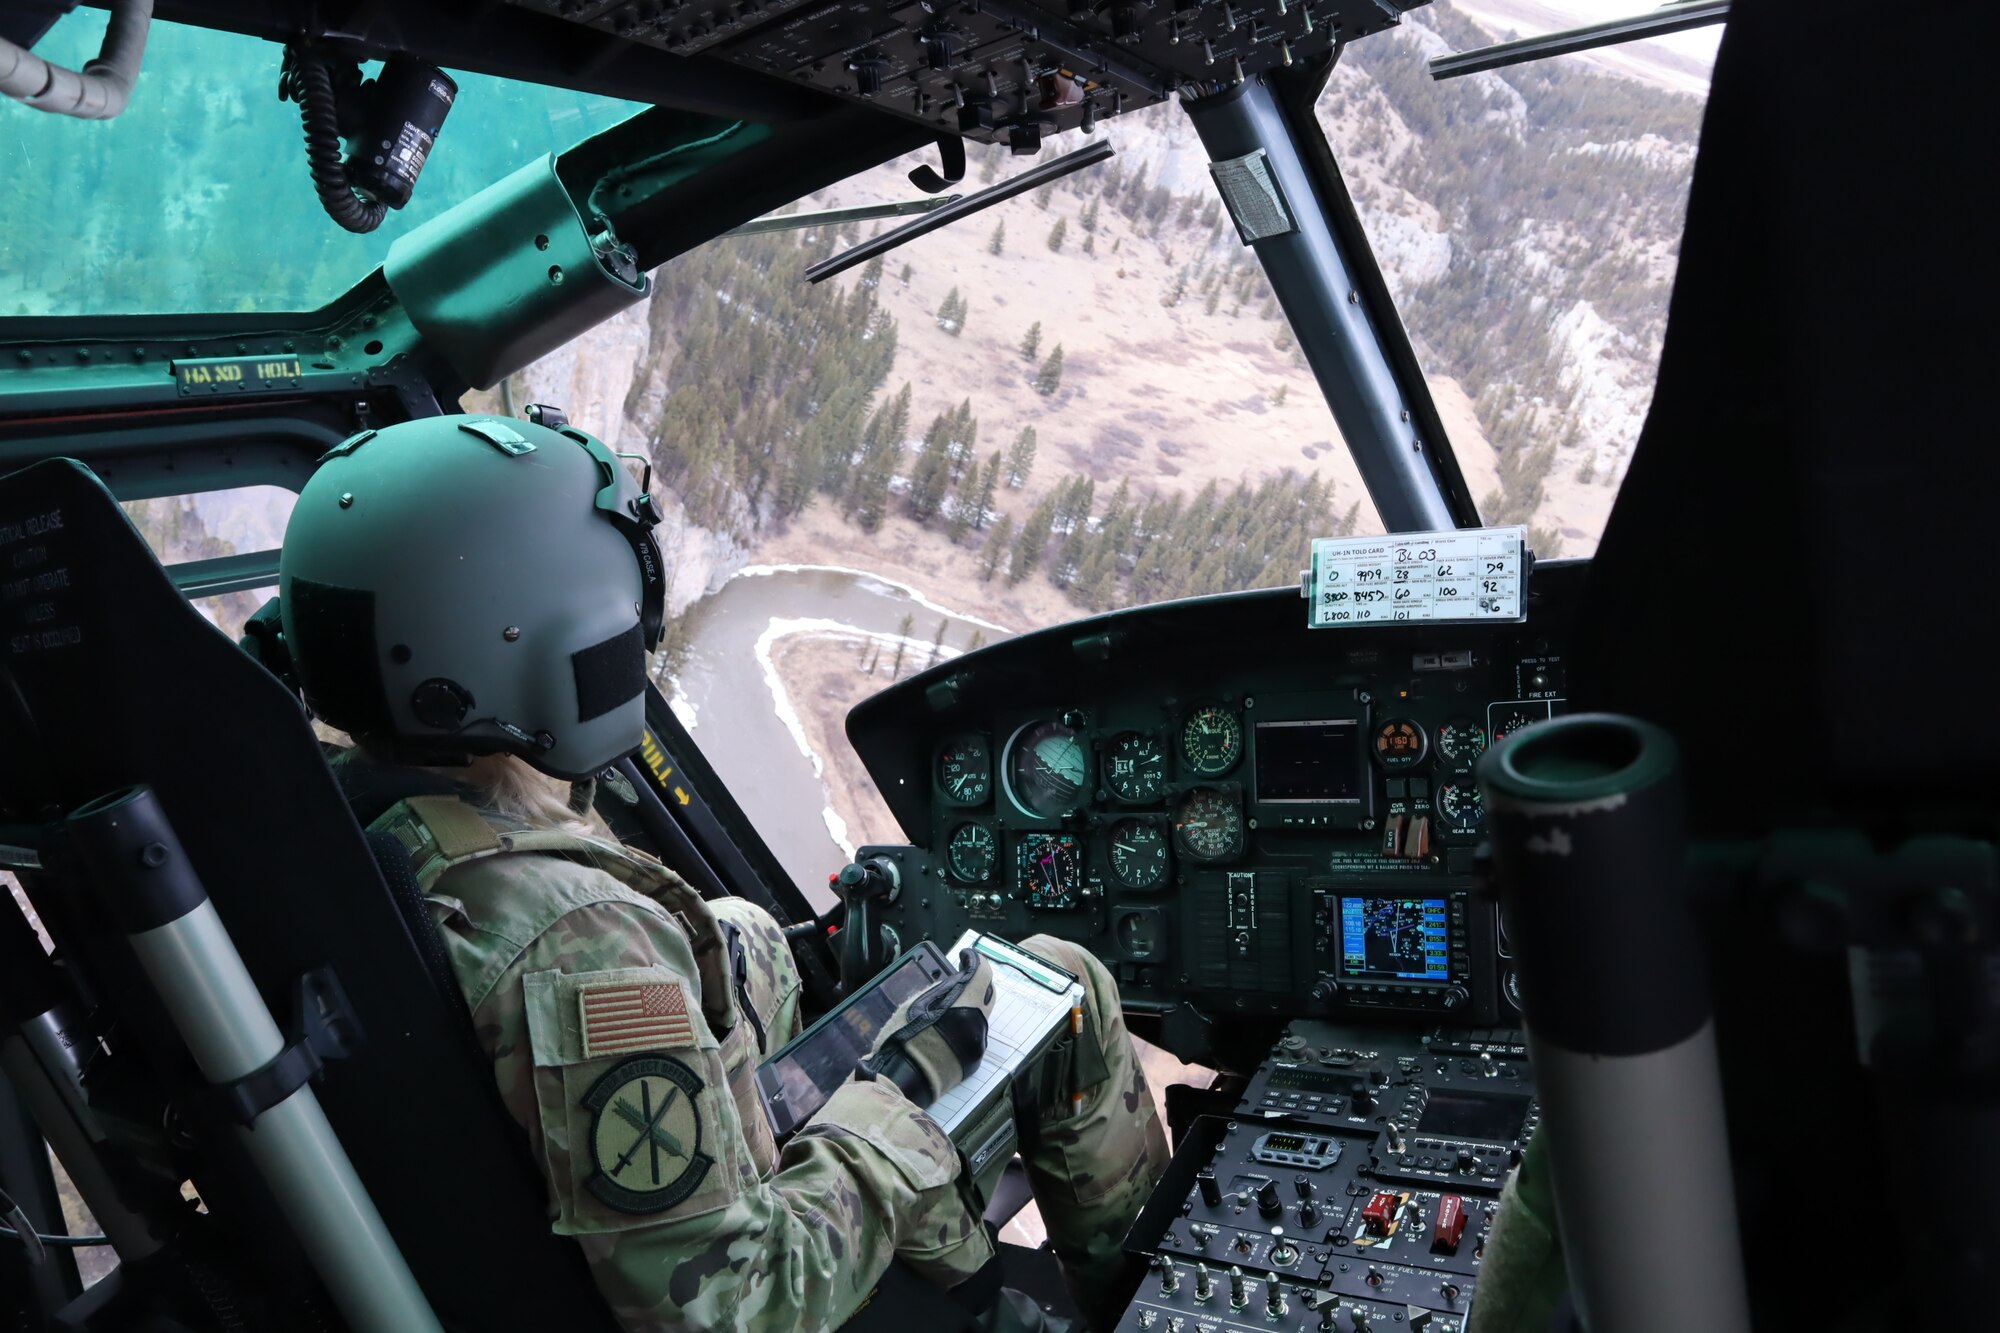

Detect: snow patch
[731,563,1014,634]
[753,616,962,861]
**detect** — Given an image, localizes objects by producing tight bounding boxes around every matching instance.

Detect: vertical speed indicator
[937,734,991,806]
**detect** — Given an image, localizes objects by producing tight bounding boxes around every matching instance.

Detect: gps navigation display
[1337,896,1451,982]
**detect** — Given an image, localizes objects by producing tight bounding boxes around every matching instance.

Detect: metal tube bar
[1479,715,1750,1333]
[1430,1,1730,81]
[1183,81,1457,532]
[68,787,443,1333]
[724,196,961,237]
[807,140,1115,284]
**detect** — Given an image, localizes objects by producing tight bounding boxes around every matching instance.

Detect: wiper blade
[1429,0,1729,81]
[806,139,1115,285]
[724,195,962,237]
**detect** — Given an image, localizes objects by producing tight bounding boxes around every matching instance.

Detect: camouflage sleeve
[458,864,988,1333]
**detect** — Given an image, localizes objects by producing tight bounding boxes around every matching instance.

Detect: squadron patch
[582,1055,714,1214]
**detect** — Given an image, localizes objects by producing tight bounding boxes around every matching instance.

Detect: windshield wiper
[806,139,1115,284]
[725,195,962,237]
[1429,0,1729,81]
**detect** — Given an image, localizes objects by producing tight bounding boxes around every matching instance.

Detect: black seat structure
[1567,0,2000,1324]
[0,457,625,1331]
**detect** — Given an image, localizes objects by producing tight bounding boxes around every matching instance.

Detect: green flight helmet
[279,412,666,780]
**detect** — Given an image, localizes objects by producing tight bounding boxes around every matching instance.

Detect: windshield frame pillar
[1182,73,1474,534]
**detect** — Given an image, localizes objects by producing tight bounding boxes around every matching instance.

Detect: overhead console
[843,558,1581,1045]
[501,0,1428,150]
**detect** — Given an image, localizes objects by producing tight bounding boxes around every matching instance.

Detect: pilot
[272,413,1169,1332]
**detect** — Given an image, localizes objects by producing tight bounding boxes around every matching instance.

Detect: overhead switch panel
[506,0,1428,146]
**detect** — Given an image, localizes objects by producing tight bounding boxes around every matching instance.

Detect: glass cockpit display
[1254,718,1363,803]
[1004,721,1088,818]
[1337,896,1451,982]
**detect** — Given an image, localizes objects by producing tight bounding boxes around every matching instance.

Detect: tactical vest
[368,793,783,1176]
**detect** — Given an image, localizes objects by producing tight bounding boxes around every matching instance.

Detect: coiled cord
[277,46,386,235]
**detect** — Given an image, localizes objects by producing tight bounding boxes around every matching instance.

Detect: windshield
[1326,0,1716,558]
[0,14,642,317]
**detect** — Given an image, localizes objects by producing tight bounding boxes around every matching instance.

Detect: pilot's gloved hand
[862,948,996,1107]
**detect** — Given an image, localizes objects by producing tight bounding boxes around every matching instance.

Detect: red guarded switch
[1432,1195,1467,1254]
[1362,1190,1400,1237]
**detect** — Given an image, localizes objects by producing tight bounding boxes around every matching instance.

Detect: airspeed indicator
[947,824,997,883]
[937,734,991,806]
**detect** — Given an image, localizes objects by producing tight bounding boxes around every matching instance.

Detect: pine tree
[1046,217,1068,252]
[898,262,912,284]
[1035,344,1066,396]
[1081,232,1095,256]
[889,612,915,679]
[972,452,1002,528]
[945,491,976,545]
[905,411,953,523]
[981,514,1015,582]
[936,287,966,336]
[1270,385,1289,407]
[1080,198,1100,233]
[1204,284,1221,315]
[861,254,885,289]
[987,221,1006,256]
[925,618,948,670]
[1005,426,1038,487]
[1020,320,1042,362]
[1011,499,1056,585]
[965,630,987,653]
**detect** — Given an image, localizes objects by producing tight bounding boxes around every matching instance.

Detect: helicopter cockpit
[3,1,1993,1331]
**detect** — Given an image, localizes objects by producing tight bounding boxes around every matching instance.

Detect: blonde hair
[456,752,614,839]
[336,742,613,839]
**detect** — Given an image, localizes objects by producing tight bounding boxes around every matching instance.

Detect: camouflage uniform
[375,794,1167,1332]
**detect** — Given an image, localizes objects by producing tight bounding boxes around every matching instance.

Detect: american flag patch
[580,980,696,1058]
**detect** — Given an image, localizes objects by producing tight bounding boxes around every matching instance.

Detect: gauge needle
[1114,843,1135,853]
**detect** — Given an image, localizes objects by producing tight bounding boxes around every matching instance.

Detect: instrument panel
[844,563,1581,1038]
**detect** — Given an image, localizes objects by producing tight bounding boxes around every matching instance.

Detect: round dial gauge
[1436,717,1489,765]
[1018,833,1084,909]
[1175,787,1243,861]
[1373,718,1428,769]
[1107,819,1170,890]
[946,823,997,883]
[1004,721,1088,818]
[1105,731,1168,803]
[1490,703,1551,743]
[1436,779,1485,834]
[1181,705,1243,777]
[937,733,992,806]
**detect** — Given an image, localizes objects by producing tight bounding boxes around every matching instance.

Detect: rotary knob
[1256,1179,1284,1219]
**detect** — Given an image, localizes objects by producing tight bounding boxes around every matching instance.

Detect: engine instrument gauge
[1018,833,1084,909]
[1437,718,1489,765]
[1003,721,1088,818]
[1373,718,1428,769]
[1115,909,1162,960]
[937,733,992,806]
[1181,705,1242,777]
[1107,819,1170,890]
[1489,702,1552,743]
[1436,779,1485,834]
[946,823,997,883]
[1175,787,1244,861]
[1104,731,1168,802]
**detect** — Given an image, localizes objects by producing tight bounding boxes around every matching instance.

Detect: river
[670,565,1008,910]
